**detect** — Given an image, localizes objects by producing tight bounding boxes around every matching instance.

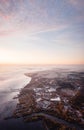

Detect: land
[12,69,84,130]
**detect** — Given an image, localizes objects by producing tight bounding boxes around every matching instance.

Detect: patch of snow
[50,97,61,101]
[37,100,50,109]
[33,88,42,92]
[36,92,41,96]
[36,98,41,102]
[48,88,56,92]
[42,101,50,109]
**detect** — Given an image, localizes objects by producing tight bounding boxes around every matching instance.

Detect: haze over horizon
[0,0,84,65]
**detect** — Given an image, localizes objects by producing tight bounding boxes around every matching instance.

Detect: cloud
[0,1,65,30]
[0,0,84,37]
[0,29,18,36]
[68,0,84,9]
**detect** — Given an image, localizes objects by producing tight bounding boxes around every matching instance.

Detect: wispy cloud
[0,0,83,37]
[68,0,84,7]
[0,30,15,36]
[0,0,84,64]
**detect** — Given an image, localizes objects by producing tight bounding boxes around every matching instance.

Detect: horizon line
[0,63,84,66]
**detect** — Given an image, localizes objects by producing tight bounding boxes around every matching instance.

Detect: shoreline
[12,69,84,130]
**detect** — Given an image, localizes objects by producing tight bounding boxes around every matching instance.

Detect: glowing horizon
[0,0,84,65]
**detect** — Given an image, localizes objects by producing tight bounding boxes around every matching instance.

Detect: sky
[0,0,84,65]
